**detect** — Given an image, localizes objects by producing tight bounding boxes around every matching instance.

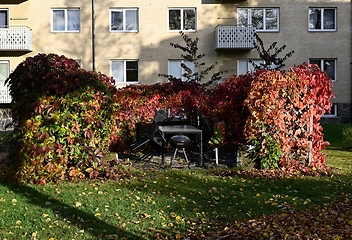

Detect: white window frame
[308,8,336,32]
[0,60,10,103]
[74,59,82,68]
[323,103,337,118]
[237,8,279,32]
[168,59,196,81]
[111,60,139,84]
[0,60,9,82]
[0,60,9,90]
[237,59,264,75]
[0,9,8,28]
[168,8,197,32]
[51,8,80,32]
[309,59,337,82]
[110,8,139,32]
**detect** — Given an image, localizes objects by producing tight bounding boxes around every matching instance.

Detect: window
[168,8,196,31]
[111,60,139,83]
[168,60,196,81]
[110,8,138,32]
[309,8,336,31]
[309,59,336,82]
[0,61,9,85]
[237,8,279,31]
[52,8,80,32]
[237,59,264,75]
[323,103,337,118]
[0,9,8,28]
[0,61,10,103]
[74,59,82,68]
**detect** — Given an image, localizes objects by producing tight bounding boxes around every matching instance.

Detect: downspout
[91,0,96,71]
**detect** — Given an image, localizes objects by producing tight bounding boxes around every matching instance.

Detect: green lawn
[0,124,351,239]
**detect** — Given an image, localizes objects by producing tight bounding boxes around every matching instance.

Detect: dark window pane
[126,70,138,82]
[237,9,249,26]
[126,61,138,82]
[251,9,263,30]
[169,10,181,30]
[111,11,123,30]
[324,60,335,80]
[184,9,195,30]
[0,10,8,28]
[266,9,278,30]
[323,9,335,29]
[309,9,321,30]
[310,59,321,67]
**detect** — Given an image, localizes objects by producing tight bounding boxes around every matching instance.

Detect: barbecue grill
[169,134,191,167]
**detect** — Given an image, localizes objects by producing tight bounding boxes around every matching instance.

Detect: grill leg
[171,148,178,168]
[170,148,190,168]
[182,148,189,164]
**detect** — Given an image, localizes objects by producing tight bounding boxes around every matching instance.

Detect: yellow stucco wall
[0,0,351,104]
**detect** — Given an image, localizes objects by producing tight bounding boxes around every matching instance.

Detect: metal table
[158,125,203,166]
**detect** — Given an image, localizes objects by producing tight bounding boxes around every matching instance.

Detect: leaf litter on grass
[178,198,352,240]
[153,168,352,239]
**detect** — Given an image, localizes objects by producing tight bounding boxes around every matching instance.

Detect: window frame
[168,7,197,32]
[322,103,337,118]
[111,60,139,84]
[309,59,337,82]
[308,8,337,32]
[110,8,139,32]
[237,8,280,32]
[74,59,82,68]
[0,9,8,28]
[0,60,9,81]
[168,59,197,81]
[51,8,80,32]
[237,59,264,75]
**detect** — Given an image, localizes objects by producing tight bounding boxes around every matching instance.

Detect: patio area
[118,147,241,171]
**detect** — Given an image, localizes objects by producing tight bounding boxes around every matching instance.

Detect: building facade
[0,0,351,123]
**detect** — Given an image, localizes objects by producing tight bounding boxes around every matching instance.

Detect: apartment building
[0,0,351,124]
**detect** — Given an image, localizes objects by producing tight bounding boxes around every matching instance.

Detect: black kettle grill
[169,134,191,168]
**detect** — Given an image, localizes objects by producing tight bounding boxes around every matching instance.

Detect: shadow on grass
[122,168,352,237]
[0,181,142,239]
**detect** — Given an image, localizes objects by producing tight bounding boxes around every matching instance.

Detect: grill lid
[169,135,191,148]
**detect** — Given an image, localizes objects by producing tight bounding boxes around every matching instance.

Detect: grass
[0,124,351,239]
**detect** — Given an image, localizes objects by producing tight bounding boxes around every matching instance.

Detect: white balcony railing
[0,27,32,51]
[215,25,256,50]
[0,86,11,104]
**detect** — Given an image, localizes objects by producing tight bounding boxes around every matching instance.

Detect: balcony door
[0,10,8,28]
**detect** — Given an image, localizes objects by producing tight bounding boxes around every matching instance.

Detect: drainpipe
[91,0,96,71]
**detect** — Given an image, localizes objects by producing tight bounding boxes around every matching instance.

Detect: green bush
[6,53,115,184]
[342,125,352,147]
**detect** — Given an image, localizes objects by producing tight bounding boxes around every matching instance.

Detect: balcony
[0,27,32,52]
[215,25,256,50]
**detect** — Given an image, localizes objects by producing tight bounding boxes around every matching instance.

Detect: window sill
[255,30,280,33]
[322,115,338,118]
[308,30,337,32]
[110,30,139,33]
[115,82,139,85]
[51,31,80,33]
[168,30,196,32]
